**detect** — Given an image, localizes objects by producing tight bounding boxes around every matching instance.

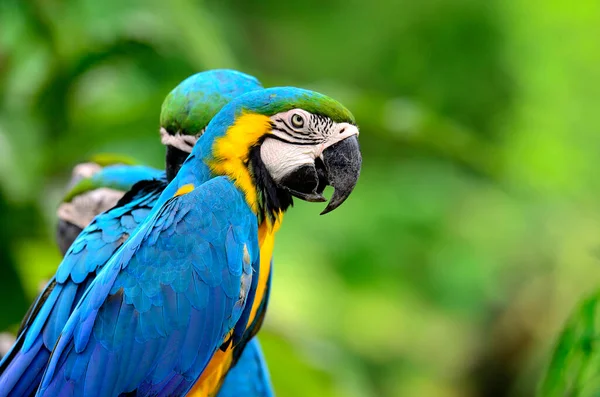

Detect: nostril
[339,127,346,134]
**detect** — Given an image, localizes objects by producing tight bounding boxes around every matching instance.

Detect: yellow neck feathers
[208,111,272,214]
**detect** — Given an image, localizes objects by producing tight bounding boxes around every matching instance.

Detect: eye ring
[290,113,305,129]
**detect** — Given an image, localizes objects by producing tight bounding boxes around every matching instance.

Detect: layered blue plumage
[38,177,260,396]
[0,176,167,396]
[56,179,166,288]
[0,166,273,397]
[0,71,276,397]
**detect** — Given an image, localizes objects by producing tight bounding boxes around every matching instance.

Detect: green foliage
[1,0,600,396]
[539,291,600,397]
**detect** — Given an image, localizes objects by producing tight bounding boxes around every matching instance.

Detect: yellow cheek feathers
[208,112,272,213]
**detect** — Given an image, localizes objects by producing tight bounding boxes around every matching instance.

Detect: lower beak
[319,135,362,214]
[277,135,362,213]
[278,164,327,202]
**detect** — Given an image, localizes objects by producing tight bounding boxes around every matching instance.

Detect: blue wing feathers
[188,271,210,310]
[83,344,108,394]
[220,265,239,300]
[120,214,137,230]
[178,302,206,373]
[0,336,46,392]
[0,175,167,397]
[226,226,244,278]
[151,329,184,382]
[74,308,96,353]
[22,284,62,352]
[232,271,258,345]
[44,282,77,349]
[131,208,149,223]
[1,172,272,396]
[202,244,224,287]
[36,177,259,396]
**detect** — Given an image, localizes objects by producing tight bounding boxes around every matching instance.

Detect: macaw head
[56,155,162,254]
[160,69,263,180]
[196,87,362,222]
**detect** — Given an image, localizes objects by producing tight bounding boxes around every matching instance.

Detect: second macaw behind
[0,70,273,396]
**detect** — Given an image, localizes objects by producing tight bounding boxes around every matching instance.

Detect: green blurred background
[1,0,600,396]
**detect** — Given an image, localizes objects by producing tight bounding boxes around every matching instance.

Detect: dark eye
[291,113,305,129]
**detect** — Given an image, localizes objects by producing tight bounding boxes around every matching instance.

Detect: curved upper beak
[319,135,362,215]
[274,134,362,213]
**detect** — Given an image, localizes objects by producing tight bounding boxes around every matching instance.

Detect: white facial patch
[260,139,321,183]
[57,187,125,228]
[159,127,202,153]
[61,162,103,197]
[261,109,359,182]
[72,162,102,180]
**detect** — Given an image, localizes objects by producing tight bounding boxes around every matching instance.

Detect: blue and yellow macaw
[0,70,277,396]
[30,86,361,396]
[56,159,274,397]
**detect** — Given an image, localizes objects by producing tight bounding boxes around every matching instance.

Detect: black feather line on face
[266,133,320,146]
[165,145,190,182]
[248,143,293,224]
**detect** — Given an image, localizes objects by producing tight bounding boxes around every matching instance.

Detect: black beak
[319,135,362,215]
[278,164,327,203]
[277,135,361,213]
